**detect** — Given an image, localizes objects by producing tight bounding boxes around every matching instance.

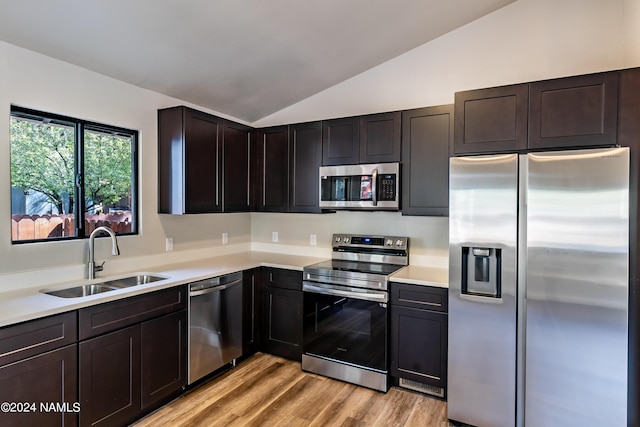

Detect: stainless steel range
[302,234,409,392]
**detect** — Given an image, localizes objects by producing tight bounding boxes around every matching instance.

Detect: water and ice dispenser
[461,247,502,298]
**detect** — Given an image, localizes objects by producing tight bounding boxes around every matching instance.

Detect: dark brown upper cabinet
[402,105,453,216]
[158,106,222,214]
[322,116,360,165]
[256,126,289,212]
[289,121,322,213]
[222,121,253,212]
[360,111,401,163]
[528,72,619,149]
[454,84,529,154]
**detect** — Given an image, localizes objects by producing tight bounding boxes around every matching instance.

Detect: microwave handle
[372,168,378,206]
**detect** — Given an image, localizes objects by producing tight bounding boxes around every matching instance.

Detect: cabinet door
[243,269,261,356]
[0,345,78,427]
[454,84,528,154]
[262,286,302,361]
[184,108,223,213]
[390,305,447,397]
[289,121,322,213]
[401,105,453,216]
[79,325,141,427]
[140,310,187,410]
[528,72,619,149]
[360,111,401,163]
[256,126,289,212]
[322,117,360,165]
[223,121,253,212]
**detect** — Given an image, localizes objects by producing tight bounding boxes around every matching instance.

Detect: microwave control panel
[379,174,396,201]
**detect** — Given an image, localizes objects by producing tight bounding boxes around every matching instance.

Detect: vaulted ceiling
[0,0,515,123]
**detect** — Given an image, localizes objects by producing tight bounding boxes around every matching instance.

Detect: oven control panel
[332,234,408,249]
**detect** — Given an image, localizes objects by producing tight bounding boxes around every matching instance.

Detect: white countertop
[390,265,448,288]
[0,251,448,328]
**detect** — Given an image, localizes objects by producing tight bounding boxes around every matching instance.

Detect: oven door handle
[303,282,388,303]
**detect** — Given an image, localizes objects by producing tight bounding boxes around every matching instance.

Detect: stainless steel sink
[103,274,166,288]
[45,284,119,298]
[42,274,169,298]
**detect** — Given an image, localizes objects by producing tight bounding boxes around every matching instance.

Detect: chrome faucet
[88,226,120,279]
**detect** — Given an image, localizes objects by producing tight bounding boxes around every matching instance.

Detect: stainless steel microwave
[319,163,400,210]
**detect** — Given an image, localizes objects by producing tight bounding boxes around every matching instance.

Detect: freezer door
[448,153,518,427]
[525,147,629,426]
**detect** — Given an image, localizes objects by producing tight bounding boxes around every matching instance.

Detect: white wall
[0,41,252,289]
[253,0,637,127]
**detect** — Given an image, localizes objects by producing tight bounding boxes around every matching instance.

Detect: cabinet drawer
[79,286,187,340]
[0,312,77,367]
[390,283,448,313]
[264,268,302,291]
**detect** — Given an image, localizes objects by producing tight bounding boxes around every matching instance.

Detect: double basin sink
[42,274,169,298]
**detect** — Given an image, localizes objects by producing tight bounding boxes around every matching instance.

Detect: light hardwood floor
[134,353,450,427]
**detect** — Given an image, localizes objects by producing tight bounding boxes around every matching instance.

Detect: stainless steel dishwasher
[188,271,243,384]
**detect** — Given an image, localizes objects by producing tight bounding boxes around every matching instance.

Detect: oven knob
[396,240,404,247]
[386,239,393,246]
[335,236,342,243]
[343,237,350,244]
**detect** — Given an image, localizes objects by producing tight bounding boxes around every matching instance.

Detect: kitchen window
[10,106,138,243]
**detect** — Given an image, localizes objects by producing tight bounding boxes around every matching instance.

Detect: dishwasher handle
[189,278,242,297]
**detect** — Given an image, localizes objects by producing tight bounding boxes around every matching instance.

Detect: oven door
[302,281,388,372]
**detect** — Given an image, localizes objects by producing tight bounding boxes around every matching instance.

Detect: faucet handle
[95,261,105,273]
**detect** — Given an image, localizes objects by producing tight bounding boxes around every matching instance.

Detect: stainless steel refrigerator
[448,147,629,427]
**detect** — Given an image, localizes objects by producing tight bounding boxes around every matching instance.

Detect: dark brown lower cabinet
[261,268,303,361]
[80,325,141,427]
[390,283,448,399]
[141,310,187,410]
[0,344,78,427]
[79,288,188,426]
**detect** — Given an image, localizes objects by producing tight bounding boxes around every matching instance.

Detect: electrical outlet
[310,234,317,246]
[165,237,174,252]
[222,232,229,245]
[272,231,279,242]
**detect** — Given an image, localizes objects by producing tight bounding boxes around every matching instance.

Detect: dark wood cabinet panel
[401,105,453,216]
[0,311,77,367]
[454,84,528,154]
[262,268,303,361]
[158,106,223,214]
[256,126,289,212]
[80,325,141,427]
[0,344,78,427]
[264,267,302,291]
[140,310,187,410]
[390,282,448,313]
[528,72,619,149]
[322,117,360,165]
[360,111,401,163]
[390,305,447,397]
[223,121,253,212]
[289,122,322,213]
[243,269,262,356]
[390,282,448,399]
[79,287,186,340]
